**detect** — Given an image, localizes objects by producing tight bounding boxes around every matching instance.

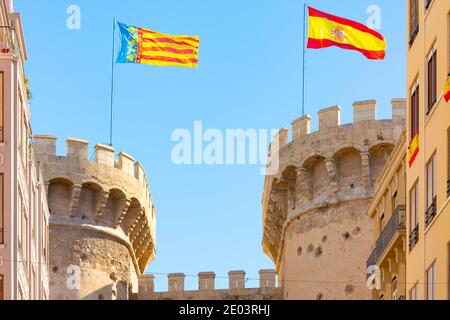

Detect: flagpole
[302,3,307,116]
[109,18,117,146]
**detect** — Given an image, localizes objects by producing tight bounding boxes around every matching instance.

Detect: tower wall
[34,136,156,300]
[262,99,406,300]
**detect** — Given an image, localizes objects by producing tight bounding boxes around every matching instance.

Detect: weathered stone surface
[135,269,282,300]
[34,135,157,300]
[262,99,405,300]
[49,225,135,300]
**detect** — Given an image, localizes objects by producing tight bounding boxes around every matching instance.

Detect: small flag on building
[307,6,386,60]
[116,22,199,68]
[408,133,419,167]
[444,73,450,102]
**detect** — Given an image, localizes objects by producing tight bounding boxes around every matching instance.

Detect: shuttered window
[0,72,3,142]
[427,49,437,113]
[411,85,420,139]
[410,283,418,300]
[426,261,437,300]
[0,174,3,245]
[409,0,419,45]
[426,154,436,209]
[410,182,419,230]
[0,274,3,300]
[448,128,450,198]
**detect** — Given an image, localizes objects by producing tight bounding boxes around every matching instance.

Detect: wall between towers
[136,270,282,300]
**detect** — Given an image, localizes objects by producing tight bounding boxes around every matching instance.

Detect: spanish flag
[307,7,386,60]
[117,22,199,68]
[445,73,450,102]
[408,133,419,167]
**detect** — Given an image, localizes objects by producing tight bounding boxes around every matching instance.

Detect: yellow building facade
[367,130,407,300]
[405,0,450,300]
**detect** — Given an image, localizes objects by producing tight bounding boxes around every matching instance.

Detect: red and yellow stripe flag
[408,133,419,167]
[444,74,450,102]
[117,22,199,68]
[307,7,386,60]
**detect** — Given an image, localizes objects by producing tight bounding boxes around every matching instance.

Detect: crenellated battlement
[136,270,282,300]
[34,136,152,196]
[262,99,406,299]
[270,98,405,153]
[34,135,157,300]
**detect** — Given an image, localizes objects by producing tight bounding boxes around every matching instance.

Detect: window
[425,153,437,227]
[409,181,419,250]
[448,14,450,73]
[0,174,3,245]
[392,276,398,300]
[409,0,419,45]
[448,244,450,299]
[427,49,437,113]
[410,283,418,300]
[0,72,3,142]
[447,127,450,198]
[392,191,398,213]
[411,84,419,140]
[426,261,437,300]
[0,274,3,300]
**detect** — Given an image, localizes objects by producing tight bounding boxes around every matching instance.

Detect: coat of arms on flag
[116,22,199,68]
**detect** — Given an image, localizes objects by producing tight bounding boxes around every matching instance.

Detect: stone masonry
[262,99,406,300]
[137,270,282,300]
[34,136,156,300]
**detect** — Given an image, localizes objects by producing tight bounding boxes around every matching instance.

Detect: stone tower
[262,99,405,300]
[34,136,156,300]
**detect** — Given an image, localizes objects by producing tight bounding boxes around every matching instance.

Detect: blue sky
[16,0,406,291]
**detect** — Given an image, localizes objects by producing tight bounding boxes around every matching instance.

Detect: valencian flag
[116,22,199,68]
[445,73,450,102]
[307,7,386,60]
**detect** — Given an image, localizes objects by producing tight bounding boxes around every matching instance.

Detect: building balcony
[367,205,406,269]
[0,25,25,80]
[425,196,437,228]
[0,26,19,55]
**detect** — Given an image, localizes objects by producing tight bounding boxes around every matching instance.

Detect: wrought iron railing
[367,205,406,269]
[409,224,419,251]
[425,196,437,227]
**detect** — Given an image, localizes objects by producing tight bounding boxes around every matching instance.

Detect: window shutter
[447,127,450,179]
[409,0,414,36]
[0,275,3,300]
[428,58,432,111]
